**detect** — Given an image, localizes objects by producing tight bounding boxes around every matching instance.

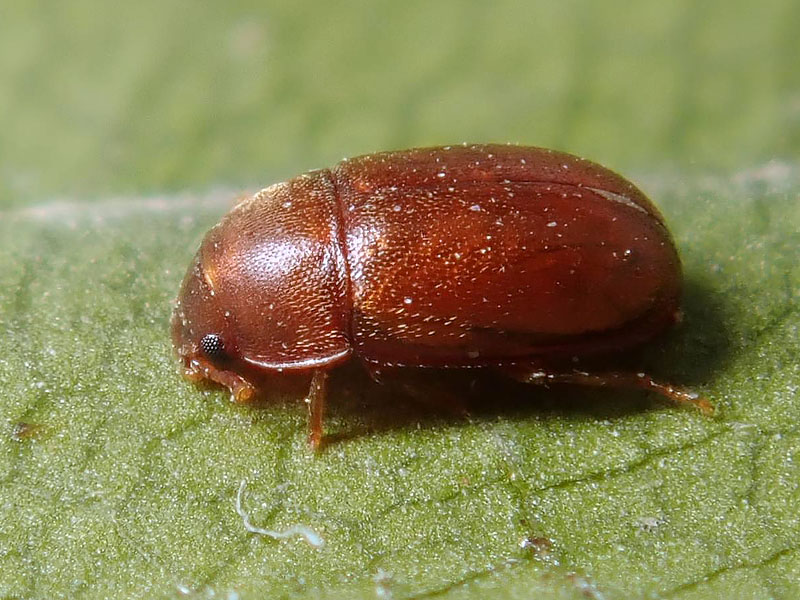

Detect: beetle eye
[200,334,226,360]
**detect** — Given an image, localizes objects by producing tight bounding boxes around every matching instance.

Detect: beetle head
[171,235,258,402]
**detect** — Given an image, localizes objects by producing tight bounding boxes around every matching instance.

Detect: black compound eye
[200,334,226,360]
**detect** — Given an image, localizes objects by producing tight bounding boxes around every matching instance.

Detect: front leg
[182,359,256,404]
[500,365,714,416]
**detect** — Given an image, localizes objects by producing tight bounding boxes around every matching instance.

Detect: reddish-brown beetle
[172,144,711,448]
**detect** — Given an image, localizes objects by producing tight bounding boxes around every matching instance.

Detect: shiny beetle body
[172,145,710,448]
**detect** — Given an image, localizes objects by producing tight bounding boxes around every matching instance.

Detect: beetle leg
[502,366,714,416]
[229,377,257,404]
[185,358,257,404]
[306,370,329,450]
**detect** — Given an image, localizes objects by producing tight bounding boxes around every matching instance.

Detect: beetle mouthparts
[181,358,204,382]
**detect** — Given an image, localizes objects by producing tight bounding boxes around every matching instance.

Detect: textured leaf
[1,2,799,599]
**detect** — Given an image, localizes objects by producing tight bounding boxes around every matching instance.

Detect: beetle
[172,144,712,449]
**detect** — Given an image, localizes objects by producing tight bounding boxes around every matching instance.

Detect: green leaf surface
[1,2,799,599]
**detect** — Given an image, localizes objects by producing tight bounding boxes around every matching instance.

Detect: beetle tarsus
[306,370,329,450]
[232,380,256,404]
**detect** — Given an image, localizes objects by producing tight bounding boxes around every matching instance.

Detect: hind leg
[499,365,714,415]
